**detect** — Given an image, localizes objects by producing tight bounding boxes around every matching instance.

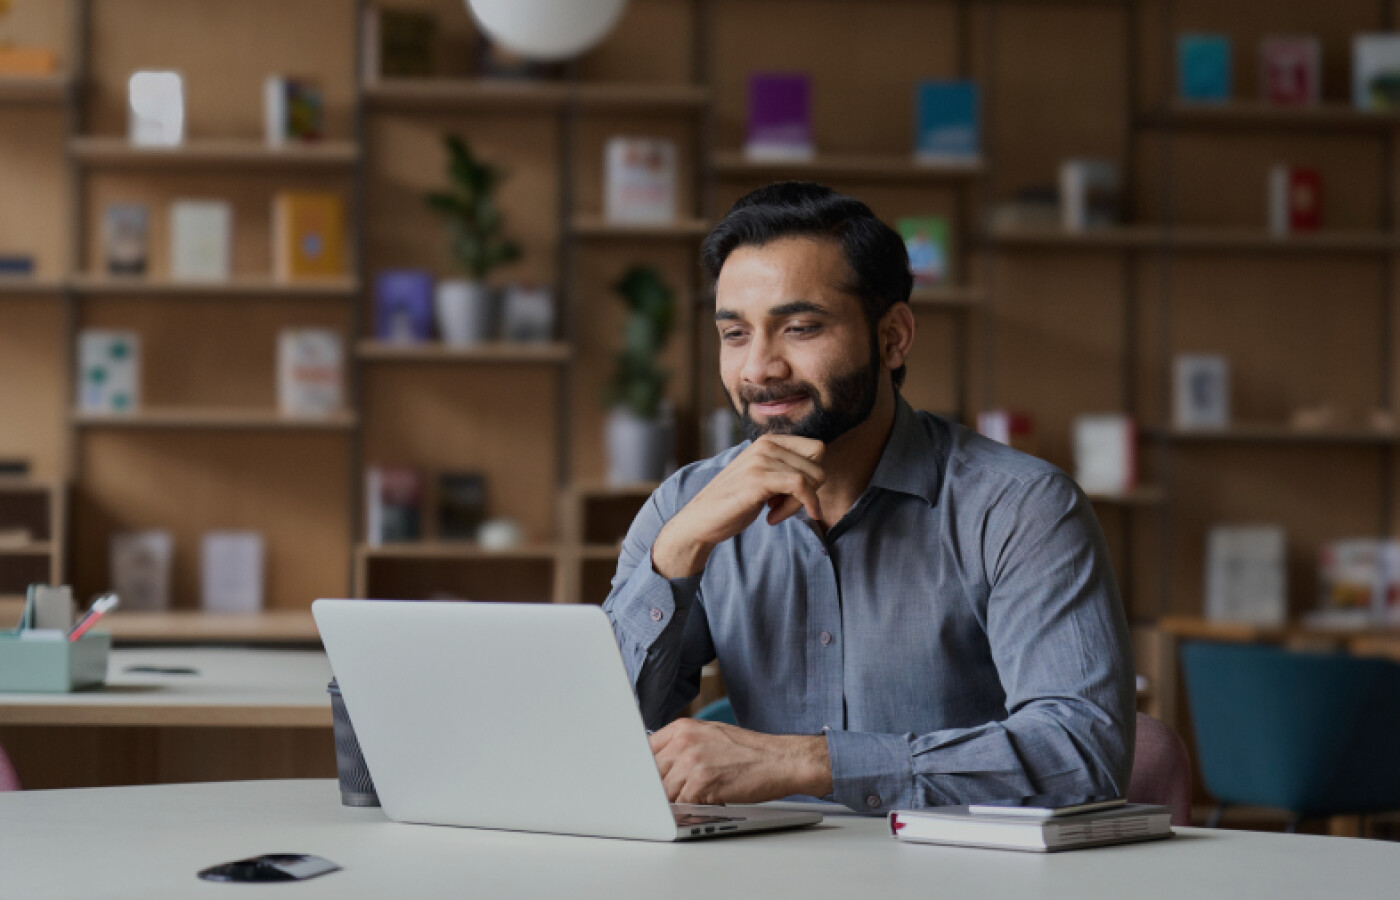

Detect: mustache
[739,383,814,405]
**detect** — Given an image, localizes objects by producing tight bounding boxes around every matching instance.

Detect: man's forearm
[650,513,715,579]
[781,734,833,798]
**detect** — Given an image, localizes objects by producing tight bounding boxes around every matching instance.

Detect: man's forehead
[713,237,859,317]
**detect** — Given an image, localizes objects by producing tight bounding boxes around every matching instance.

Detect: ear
[879,303,916,372]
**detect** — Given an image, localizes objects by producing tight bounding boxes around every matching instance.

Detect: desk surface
[0,648,332,727]
[103,610,321,644]
[1,780,1397,900]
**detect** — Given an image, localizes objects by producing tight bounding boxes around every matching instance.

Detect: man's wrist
[782,734,832,798]
[651,514,714,579]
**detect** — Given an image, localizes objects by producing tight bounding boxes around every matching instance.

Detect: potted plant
[604,265,676,484]
[425,135,521,345]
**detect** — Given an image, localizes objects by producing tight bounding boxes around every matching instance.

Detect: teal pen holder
[0,631,111,692]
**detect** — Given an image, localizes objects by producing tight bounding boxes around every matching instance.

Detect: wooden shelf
[0,74,68,105]
[101,610,321,644]
[574,83,710,111]
[0,477,60,494]
[364,79,709,113]
[357,340,571,364]
[988,224,1163,249]
[73,408,359,431]
[70,137,360,169]
[357,542,560,561]
[1151,101,1400,132]
[580,544,624,561]
[1086,486,1165,506]
[1155,424,1400,445]
[0,541,53,556]
[0,275,65,296]
[990,224,1399,253]
[70,274,359,297]
[910,286,984,308]
[571,216,711,239]
[713,151,985,182]
[569,480,661,499]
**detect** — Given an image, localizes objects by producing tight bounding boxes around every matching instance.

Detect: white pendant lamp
[466,0,630,62]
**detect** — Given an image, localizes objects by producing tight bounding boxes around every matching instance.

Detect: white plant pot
[435,279,495,346]
[605,407,672,485]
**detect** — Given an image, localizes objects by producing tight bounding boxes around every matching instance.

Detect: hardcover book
[77,329,140,413]
[264,76,325,146]
[272,192,345,281]
[170,199,232,281]
[437,472,487,541]
[1355,34,1400,109]
[1260,35,1321,106]
[913,80,980,161]
[277,328,344,417]
[1205,525,1287,625]
[1177,34,1231,102]
[500,284,554,342]
[103,203,149,276]
[604,136,678,224]
[365,466,423,545]
[746,73,814,161]
[1318,539,1400,620]
[1073,414,1136,496]
[889,803,1172,853]
[0,254,34,275]
[1173,354,1229,429]
[897,216,951,286]
[110,530,174,612]
[201,531,265,614]
[1268,165,1322,235]
[374,270,435,342]
[0,46,58,75]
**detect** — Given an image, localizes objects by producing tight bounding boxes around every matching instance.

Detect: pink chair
[0,742,21,792]
[1128,712,1192,826]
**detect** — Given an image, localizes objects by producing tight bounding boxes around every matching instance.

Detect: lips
[751,396,808,416]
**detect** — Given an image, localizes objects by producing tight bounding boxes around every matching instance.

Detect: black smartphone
[197,854,341,883]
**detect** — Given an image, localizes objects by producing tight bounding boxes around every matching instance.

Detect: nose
[738,328,789,387]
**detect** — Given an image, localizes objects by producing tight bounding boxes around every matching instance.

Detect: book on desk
[889,803,1173,853]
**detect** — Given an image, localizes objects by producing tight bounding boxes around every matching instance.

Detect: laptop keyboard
[673,813,742,826]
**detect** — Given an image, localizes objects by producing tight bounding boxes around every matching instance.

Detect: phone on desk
[968,794,1126,819]
[198,854,340,883]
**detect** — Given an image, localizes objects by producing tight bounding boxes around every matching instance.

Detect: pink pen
[67,593,120,642]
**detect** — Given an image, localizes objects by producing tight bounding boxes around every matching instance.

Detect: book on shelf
[1352,34,1400,110]
[362,7,437,81]
[277,328,344,417]
[746,72,813,161]
[1072,414,1136,496]
[110,530,174,612]
[977,410,1035,455]
[604,136,678,225]
[102,203,149,276]
[1177,33,1231,103]
[365,466,423,546]
[1268,165,1321,235]
[1260,35,1321,106]
[1317,538,1400,623]
[1173,354,1230,429]
[897,216,952,286]
[1059,159,1121,232]
[0,254,34,275]
[500,284,554,342]
[264,76,324,147]
[913,80,979,162]
[437,472,487,541]
[889,803,1172,853]
[0,46,58,76]
[170,199,232,281]
[77,329,140,413]
[1205,525,1287,625]
[374,270,435,343]
[201,531,265,614]
[272,192,345,281]
[127,70,185,147]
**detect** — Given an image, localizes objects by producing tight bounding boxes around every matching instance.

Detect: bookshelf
[69,138,362,169]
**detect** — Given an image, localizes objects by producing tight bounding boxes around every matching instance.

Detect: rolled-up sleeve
[602,483,714,729]
[825,473,1136,812]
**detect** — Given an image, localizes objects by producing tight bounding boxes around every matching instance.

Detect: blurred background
[2,0,1400,836]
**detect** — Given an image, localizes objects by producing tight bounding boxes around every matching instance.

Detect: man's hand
[649,718,832,805]
[651,435,826,578]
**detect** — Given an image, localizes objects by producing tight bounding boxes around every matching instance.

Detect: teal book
[898,217,951,286]
[914,80,979,160]
[1178,34,1231,102]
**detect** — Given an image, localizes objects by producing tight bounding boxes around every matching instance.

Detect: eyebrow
[714,300,830,323]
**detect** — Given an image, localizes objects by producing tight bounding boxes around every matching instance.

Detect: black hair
[700,181,912,390]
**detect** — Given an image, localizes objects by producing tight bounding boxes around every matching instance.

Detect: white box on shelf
[604,137,678,225]
[170,200,232,281]
[127,71,185,147]
[201,531,265,614]
[1072,414,1136,495]
[77,329,141,413]
[1060,158,1121,231]
[1173,354,1230,429]
[278,328,344,417]
[1205,525,1288,625]
[110,530,174,612]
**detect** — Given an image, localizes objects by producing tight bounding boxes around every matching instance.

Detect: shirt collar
[866,395,944,506]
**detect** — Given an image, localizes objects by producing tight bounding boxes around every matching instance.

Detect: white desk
[1,779,1397,899]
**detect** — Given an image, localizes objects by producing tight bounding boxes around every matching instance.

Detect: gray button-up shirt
[603,397,1136,813]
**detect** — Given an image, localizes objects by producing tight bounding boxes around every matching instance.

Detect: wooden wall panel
[578,0,695,85]
[0,298,68,478]
[0,0,68,59]
[0,107,69,276]
[73,432,352,609]
[364,559,553,603]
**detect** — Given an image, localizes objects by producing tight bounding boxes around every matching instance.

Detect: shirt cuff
[825,729,914,815]
[607,560,702,649]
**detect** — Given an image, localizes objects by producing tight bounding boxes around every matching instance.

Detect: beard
[726,344,881,445]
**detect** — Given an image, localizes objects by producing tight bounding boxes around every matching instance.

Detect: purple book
[747,72,813,160]
[374,270,434,342]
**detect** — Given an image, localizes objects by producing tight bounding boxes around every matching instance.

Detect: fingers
[760,434,825,462]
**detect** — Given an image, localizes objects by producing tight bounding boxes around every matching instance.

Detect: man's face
[715,237,881,444]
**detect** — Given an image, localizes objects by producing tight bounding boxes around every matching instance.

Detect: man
[602,182,1135,814]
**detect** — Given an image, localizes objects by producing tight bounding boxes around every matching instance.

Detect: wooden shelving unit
[569,215,712,239]
[1149,101,1400,132]
[909,286,985,308]
[356,341,572,364]
[712,151,985,182]
[1158,425,1400,445]
[69,275,360,297]
[72,409,358,431]
[0,276,66,295]
[363,79,708,113]
[0,73,68,105]
[69,137,361,169]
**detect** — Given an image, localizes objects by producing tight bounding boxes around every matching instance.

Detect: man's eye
[786,325,821,336]
[721,330,746,342]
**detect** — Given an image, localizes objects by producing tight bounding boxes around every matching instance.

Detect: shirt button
[821,725,831,733]
[820,547,829,557]
[866,795,882,809]
[649,608,663,622]
[819,631,832,646]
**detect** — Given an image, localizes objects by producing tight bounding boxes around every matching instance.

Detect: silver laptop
[312,599,823,841]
